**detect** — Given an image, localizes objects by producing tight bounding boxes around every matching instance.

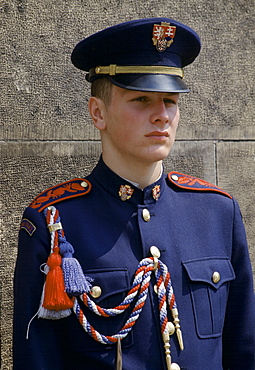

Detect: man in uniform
[13,18,255,369]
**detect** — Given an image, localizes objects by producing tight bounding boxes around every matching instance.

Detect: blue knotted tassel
[58,233,93,296]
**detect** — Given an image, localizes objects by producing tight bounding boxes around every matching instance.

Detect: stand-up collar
[89,157,166,205]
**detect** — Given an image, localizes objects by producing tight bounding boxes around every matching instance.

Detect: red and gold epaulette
[168,172,232,199]
[29,178,92,212]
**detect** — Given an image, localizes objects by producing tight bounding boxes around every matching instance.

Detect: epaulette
[29,178,92,212]
[168,171,232,199]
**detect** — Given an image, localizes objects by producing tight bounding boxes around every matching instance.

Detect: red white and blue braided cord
[43,207,179,348]
[73,257,177,345]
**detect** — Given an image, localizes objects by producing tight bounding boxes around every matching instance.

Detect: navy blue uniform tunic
[13,158,255,369]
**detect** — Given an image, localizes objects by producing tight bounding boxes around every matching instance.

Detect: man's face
[95,84,180,167]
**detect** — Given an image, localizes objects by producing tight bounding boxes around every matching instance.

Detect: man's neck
[102,154,163,189]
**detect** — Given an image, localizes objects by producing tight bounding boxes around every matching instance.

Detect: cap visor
[108,74,189,93]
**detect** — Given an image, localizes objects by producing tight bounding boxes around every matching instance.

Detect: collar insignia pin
[152,22,176,52]
[152,185,161,201]
[119,185,134,201]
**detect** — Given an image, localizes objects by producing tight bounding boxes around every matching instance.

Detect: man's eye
[164,99,175,105]
[133,96,148,102]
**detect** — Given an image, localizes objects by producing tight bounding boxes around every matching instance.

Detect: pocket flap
[182,257,235,289]
[85,267,130,304]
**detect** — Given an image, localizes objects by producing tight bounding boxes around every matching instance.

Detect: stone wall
[1,0,254,367]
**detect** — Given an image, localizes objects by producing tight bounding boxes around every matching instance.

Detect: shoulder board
[168,172,232,199]
[29,178,92,212]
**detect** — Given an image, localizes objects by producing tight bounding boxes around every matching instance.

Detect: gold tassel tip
[176,329,184,351]
[162,332,171,370]
[171,308,184,351]
[115,338,122,370]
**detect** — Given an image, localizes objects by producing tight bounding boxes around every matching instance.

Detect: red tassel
[43,247,73,310]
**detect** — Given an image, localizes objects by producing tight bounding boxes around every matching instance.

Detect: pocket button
[90,286,102,298]
[212,271,221,284]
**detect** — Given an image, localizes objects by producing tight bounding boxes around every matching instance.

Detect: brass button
[95,66,101,74]
[142,208,150,222]
[166,322,175,336]
[150,246,161,258]
[212,271,220,284]
[171,174,179,181]
[90,286,102,298]
[80,181,88,188]
[170,364,181,370]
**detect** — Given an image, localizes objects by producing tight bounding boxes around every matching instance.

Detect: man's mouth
[145,131,169,137]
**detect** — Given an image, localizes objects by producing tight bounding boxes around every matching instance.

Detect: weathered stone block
[217,142,255,270]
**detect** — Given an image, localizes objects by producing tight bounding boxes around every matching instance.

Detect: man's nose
[150,102,170,125]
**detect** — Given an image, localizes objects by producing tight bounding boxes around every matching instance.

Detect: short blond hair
[91,77,113,105]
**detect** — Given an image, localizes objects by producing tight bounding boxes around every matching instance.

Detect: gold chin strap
[89,64,184,79]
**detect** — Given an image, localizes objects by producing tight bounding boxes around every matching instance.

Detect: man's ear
[88,97,107,130]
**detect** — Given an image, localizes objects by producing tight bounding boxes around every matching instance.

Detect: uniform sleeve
[222,198,255,370]
[13,207,67,370]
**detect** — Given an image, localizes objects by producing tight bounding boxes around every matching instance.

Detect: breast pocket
[85,267,131,307]
[182,257,235,339]
[71,267,134,351]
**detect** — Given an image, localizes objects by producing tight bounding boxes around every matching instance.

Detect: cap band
[89,64,184,80]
